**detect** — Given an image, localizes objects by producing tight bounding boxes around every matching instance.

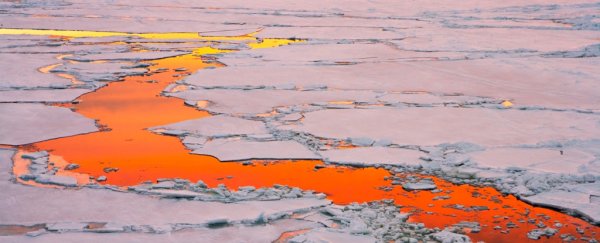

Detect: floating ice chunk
[87,222,126,233]
[206,218,229,228]
[522,183,600,224]
[289,228,377,243]
[182,136,208,145]
[34,175,77,187]
[21,151,49,160]
[46,222,87,232]
[469,148,595,174]
[152,115,268,137]
[432,230,471,243]
[349,137,374,146]
[0,53,72,88]
[402,181,437,191]
[279,108,600,147]
[527,228,557,240]
[151,181,177,189]
[149,189,202,199]
[280,113,303,122]
[25,229,47,237]
[0,104,98,145]
[64,163,80,170]
[169,89,377,115]
[373,139,393,147]
[0,89,92,103]
[319,147,423,166]
[192,139,319,161]
[156,129,187,136]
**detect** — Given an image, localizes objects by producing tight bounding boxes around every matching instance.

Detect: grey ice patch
[46,222,87,232]
[34,175,78,187]
[192,139,319,161]
[402,181,437,191]
[319,147,423,166]
[0,103,98,145]
[151,115,269,138]
[431,230,471,243]
[522,183,600,224]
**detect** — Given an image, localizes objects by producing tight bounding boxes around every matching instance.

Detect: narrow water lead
[4,30,598,242]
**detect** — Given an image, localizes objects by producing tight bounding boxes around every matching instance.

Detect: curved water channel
[3,29,599,242]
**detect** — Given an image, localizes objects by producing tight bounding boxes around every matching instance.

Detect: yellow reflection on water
[0,28,256,41]
[0,28,302,50]
[249,38,302,49]
[501,100,513,108]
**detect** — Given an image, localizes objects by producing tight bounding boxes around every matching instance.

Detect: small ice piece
[64,163,79,170]
[1,104,98,145]
[34,175,77,187]
[28,163,48,175]
[402,180,437,191]
[161,129,188,136]
[151,189,202,199]
[87,222,126,233]
[96,176,107,182]
[431,231,471,243]
[193,180,208,189]
[527,229,544,240]
[527,227,558,240]
[246,134,274,140]
[192,139,319,161]
[238,186,256,192]
[46,222,87,232]
[19,174,37,181]
[182,136,208,145]
[184,100,197,106]
[320,207,343,217]
[21,151,49,160]
[373,139,393,147]
[152,181,177,189]
[25,229,47,237]
[149,224,172,234]
[103,167,119,173]
[30,157,48,165]
[453,221,481,233]
[348,219,370,234]
[349,137,374,146]
[206,218,229,228]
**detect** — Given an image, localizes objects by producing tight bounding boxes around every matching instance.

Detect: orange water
[3,37,593,242]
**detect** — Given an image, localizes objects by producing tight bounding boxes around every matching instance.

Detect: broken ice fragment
[349,137,374,146]
[103,167,119,173]
[64,163,79,170]
[402,181,437,191]
[46,222,87,232]
[151,181,177,189]
[34,175,77,187]
[432,230,471,243]
[206,218,229,228]
[86,222,126,233]
[21,151,49,160]
[527,227,558,240]
[150,189,202,199]
[19,174,37,181]
[25,229,47,237]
